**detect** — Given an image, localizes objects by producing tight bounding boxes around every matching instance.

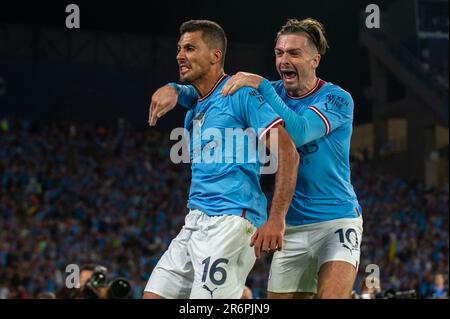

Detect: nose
[278,52,289,65]
[176,48,186,63]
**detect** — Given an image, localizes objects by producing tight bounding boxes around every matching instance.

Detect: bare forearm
[268,129,299,221]
[251,126,297,256]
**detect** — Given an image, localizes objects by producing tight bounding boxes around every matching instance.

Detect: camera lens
[108,278,131,299]
[91,272,107,288]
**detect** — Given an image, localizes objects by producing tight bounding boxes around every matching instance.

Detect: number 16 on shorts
[202,257,229,285]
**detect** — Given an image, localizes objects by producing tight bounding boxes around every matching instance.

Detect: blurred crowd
[0,119,448,299]
[352,159,448,298]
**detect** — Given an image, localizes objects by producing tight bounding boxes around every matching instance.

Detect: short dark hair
[276,18,329,55]
[80,264,97,272]
[179,19,227,66]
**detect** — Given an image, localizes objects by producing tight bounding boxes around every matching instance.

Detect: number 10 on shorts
[334,228,360,255]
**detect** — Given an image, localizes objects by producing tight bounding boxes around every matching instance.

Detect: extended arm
[148,83,198,126]
[258,79,327,147]
[221,72,352,147]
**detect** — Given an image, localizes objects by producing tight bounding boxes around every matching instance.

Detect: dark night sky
[0,0,398,123]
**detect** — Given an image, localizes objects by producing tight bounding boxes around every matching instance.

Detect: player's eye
[274,50,283,57]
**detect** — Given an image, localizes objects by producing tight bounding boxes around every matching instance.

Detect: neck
[287,74,318,97]
[193,69,225,98]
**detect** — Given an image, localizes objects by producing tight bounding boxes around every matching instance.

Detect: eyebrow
[177,42,196,49]
[275,48,303,53]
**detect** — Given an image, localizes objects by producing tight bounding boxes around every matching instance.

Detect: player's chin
[180,71,196,84]
[179,74,190,83]
[282,79,298,90]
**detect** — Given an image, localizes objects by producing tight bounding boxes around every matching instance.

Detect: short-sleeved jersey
[185,74,282,228]
[271,79,362,225]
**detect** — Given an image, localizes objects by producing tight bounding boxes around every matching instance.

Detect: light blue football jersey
[182,74,282,228]
[266,79,362,225]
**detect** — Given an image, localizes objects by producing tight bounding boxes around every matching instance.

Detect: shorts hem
[318,257,358,270]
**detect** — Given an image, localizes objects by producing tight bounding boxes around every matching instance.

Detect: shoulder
[219,87,259,119]
[231,86,265,104]
[322,83,353,102]
[233,86,260,96]
[320,82,354,110]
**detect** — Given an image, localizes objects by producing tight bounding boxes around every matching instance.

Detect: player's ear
[210,48,223,66]
[311,53,321,69]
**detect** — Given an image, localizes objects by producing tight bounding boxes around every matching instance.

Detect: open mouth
[281,70,297,81]
[179,65,191,74]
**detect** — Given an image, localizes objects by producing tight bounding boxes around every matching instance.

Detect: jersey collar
[197,74,229,102]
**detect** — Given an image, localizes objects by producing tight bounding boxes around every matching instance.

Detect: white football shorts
[268,216,363,294]
[144,209,257,299]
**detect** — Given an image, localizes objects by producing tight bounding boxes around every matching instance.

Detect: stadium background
[0,0,448,298]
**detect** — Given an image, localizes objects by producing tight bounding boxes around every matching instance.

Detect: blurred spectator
[37,292,57,299]
[355,276,382,299]
[429,273,448,299]
[241,286,253,299]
